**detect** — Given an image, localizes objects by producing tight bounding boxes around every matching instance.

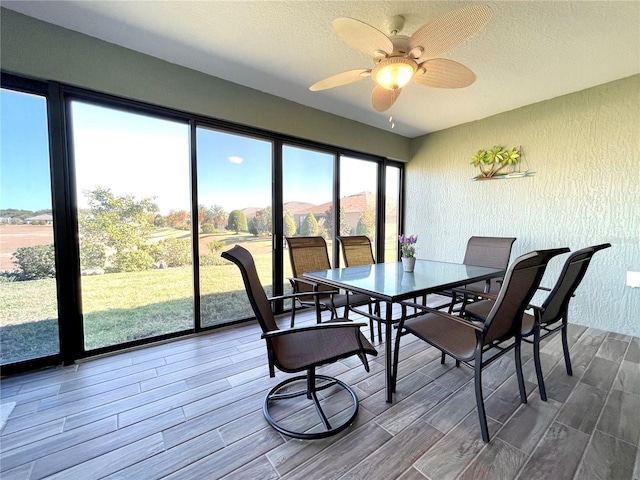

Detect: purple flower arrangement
[398,234,418,258]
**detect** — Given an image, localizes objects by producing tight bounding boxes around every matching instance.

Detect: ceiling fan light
[372,57,417,90]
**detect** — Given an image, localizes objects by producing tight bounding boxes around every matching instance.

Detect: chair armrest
[288,276,321,289]
[400,299,431,312]
[261,321,367,339]
[535,285,575,298]
[398,301,484,332]
[288,277,339,294]
[450,287,498,302]
[267,291,335,303]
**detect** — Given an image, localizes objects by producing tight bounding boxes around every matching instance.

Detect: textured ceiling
[3,1,639,138]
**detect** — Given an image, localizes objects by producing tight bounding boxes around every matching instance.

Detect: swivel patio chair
[222,245,377,439]
[286,236,372,327]
[463,243,611,401]
[394,247,568,442]
[337,235,382,341]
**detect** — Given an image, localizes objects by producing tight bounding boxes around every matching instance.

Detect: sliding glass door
[339,156,379,254]
[385,165,401,261]
[0,88,60,365]
[282,145,335,297]
[196,127,273,326]
[70,101,193,350]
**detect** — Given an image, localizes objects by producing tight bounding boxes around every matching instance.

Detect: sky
[1,89,52,212]
[2,90,379,215]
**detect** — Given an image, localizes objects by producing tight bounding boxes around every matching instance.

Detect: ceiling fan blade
[413,58,476,88]
[371,85,402,112]
[409,4,492,61]
[333,18,394,58]
[309,69,371,91]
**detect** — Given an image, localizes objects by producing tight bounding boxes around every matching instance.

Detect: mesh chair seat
[317,291,372,310]
[270,324,375,372]
[402,312,478,360]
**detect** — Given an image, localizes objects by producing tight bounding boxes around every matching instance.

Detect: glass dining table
[304,259,504,402]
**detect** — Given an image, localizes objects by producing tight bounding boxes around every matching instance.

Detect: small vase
[401,256,416,272]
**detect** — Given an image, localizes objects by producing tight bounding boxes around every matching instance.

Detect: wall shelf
[472,171,535,181]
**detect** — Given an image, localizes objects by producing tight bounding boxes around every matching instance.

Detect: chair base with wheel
[263,371,358,440]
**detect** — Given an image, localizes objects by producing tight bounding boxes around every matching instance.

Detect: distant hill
[241,207,262,219]
[237,194,396,220]
[284,201,317,214]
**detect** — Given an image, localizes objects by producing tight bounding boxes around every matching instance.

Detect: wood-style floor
[1,304,639,480]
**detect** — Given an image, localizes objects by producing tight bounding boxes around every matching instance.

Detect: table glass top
[304,260,503,301]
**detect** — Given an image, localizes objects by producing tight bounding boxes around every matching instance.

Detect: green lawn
[1,231,397,365]
[0,234,276,364]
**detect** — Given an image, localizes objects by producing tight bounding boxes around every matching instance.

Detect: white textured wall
[407,75,640,336]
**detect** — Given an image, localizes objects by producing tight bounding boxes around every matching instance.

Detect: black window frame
[1,71,404,375]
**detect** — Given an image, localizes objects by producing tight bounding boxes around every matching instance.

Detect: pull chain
[388,90,396,129]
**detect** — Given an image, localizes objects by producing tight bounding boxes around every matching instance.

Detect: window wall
[0,73,403,372]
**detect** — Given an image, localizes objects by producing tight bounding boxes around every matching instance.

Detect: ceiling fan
[310,4,493,113]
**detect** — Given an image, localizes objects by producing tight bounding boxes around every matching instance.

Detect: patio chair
[440,236,516,311]
[221,245,377,439]
[286,236,372,326]
[337,235,382,341]
[394,247,569,442]
[463,243,611,401]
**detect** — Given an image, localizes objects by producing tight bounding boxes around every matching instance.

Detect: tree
[247,218,258,236]
[227,210,247,233]
[79,239,106,270]
[356,208,375,240]
[205,204,227,229]
[284,212,296,238]
[325,205,351,237]
[78,187,159,271]
[317,218,329,240]
[300,212,319,236]
[166,210,190,230]
[152,214,166,227]
[252,206,272,236]
[197,204,207,225]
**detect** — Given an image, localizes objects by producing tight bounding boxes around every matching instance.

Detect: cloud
[228,156,243,164]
